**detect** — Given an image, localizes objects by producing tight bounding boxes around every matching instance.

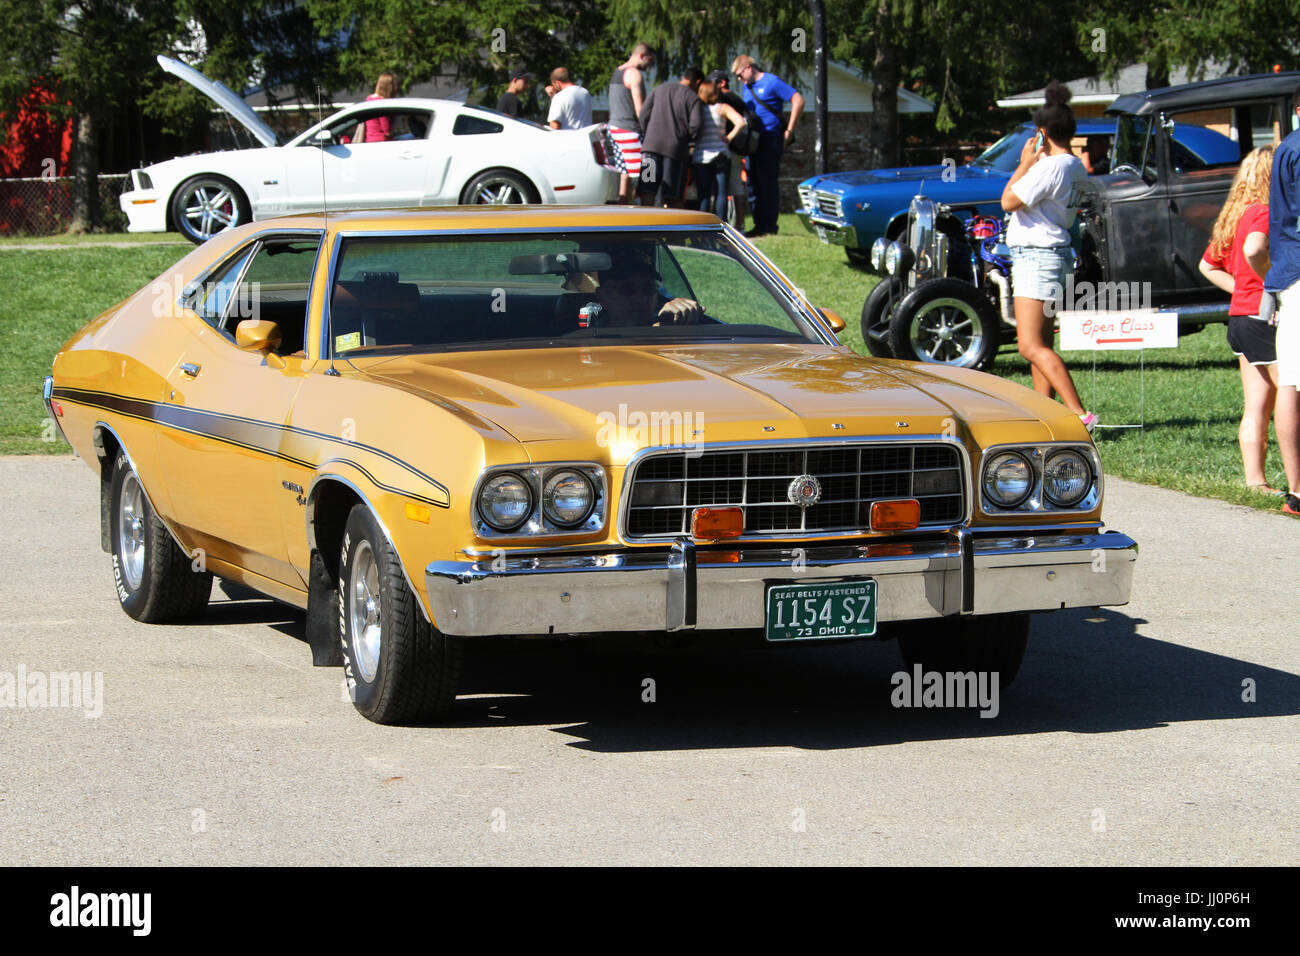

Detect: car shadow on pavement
[433,607,1299,751]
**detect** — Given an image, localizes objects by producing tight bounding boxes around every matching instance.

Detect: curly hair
[1031,80,1076,145]
[1207,146,1274,259]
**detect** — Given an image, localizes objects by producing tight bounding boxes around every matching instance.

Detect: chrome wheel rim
[471,179,525,204]
[181,182,237,239]
[118,472,146,591]
[348,541,382,682]
[909,296,987,367]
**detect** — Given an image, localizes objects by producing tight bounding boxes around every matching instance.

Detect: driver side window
[323,109,432,146]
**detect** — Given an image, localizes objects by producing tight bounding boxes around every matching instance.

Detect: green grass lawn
[0,245,185,453]
[2,217,1288,513]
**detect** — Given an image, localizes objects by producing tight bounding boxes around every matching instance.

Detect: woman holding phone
[1001,81,1096,430]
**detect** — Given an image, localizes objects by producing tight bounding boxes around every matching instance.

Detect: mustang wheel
[860,277,902,358]
[896,613,1030,688]
[109,450,211,622]
[339,505,462,724]
[171,174,250,244]
[462,169,537,205]
[889,278,1000,370]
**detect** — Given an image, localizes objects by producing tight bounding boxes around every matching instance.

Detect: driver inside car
[587,248,704,327]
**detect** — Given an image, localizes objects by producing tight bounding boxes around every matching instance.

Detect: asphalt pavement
[1,455,1296,865]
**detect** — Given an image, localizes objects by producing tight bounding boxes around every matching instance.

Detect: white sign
[1057,309,1179,351]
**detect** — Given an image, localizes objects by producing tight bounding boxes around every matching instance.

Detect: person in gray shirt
[637,68,704,208]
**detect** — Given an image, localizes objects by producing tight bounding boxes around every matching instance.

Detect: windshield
[971,125,1032,173]
[327,230,821,356]
[1113,114,1154,178]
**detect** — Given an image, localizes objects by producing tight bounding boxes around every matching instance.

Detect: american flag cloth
[607,126,643,177]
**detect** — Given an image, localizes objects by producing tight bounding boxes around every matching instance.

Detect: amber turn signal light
[691,506,744,540]
[870,498,921,531]
[405,502,431,524]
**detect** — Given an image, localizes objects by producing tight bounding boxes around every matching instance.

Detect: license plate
[814,224,828,243]
[765,580,876,641]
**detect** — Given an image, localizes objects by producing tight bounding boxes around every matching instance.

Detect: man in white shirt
[547,68,593,130]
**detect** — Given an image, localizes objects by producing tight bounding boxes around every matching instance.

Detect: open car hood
[157,54,280,148]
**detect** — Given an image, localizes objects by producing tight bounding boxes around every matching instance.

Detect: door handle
[399,150,423,160]
[180,362,201,377]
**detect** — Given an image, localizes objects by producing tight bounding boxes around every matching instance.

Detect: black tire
[170,174,251,244]
[896,613,1030,689]
[460,169,538,205]
[339,504,462,723]
[860,277,902,358]
[889,277,1001,371]
[108,450,211,622]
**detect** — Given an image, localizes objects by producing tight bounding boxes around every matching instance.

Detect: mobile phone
[1034,130,1045,152]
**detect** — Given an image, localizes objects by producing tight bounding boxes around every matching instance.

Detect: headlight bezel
[473,462,607,538]
[1041,449,1093,507]
[477,472,534,532]
[982,451,1034,508]
[870,236,889,272]
[542,469,597,527]
[978,442,1101,515]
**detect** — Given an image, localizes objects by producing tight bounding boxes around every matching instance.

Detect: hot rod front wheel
[889,278,1000,371]
[860,277,901,358]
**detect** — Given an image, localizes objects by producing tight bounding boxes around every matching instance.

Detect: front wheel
[339,505,462,723]
[109,450,211,622]
[896,613,1030,689]
[889,278,1001,370]
[461,169,537,205]
[170,174,250,244]
[860,277,902,358]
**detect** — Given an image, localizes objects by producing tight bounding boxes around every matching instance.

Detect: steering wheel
[1110,163,1142,178]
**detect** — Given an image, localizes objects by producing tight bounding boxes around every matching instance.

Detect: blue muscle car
[796,118,1239,263]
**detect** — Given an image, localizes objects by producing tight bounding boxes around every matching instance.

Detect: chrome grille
[623,443,966,539]
[815,190,843,219]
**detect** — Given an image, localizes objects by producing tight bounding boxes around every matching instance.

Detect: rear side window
[453,114,504,136]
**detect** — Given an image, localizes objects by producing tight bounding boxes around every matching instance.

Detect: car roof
[1108,71,1300,116]
[244,205,724,235]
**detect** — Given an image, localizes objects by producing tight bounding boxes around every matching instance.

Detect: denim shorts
[1010,244,1071,304]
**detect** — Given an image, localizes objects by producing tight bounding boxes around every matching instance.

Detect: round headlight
[1043,450,1092,507]
[870,236,889,272]
[478,472,533,531]
[885,240,902,275]
[983,452,1033,508]
[542,470,595,526]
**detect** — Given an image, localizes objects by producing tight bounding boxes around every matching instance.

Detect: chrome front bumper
[794,209,858,248]
[425,528,1137,637]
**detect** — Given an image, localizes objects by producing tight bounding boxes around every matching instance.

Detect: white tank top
[692,103,729,164]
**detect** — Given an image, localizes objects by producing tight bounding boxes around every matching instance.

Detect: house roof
[995,62,1233,109]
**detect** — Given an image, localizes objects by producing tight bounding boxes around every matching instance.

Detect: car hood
[346,344,1062,454]
[157,54,280,148]
[804,164,1000,192]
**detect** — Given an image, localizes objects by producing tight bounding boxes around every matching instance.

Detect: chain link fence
[0,174,129,237]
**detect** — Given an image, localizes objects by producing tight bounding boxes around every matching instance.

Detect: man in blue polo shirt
[1264,83,1300,515]
[731,54,804,237]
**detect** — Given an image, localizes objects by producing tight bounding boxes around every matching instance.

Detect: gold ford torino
[45,205,1136,723]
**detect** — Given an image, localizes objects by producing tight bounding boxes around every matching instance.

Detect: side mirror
[818,308,846,335]
[311,128,334,147]
[235,319,286,367]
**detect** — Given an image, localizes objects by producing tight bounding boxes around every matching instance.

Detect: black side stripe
[54,386,450,508]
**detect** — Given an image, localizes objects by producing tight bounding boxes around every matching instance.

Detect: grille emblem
[787,474,822,509]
